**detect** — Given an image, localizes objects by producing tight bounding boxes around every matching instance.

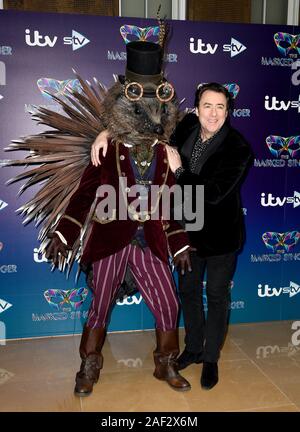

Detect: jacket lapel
[194,123,230,175]
[116,142,135,186]
[153,143,169,187]
[181,124,200,164]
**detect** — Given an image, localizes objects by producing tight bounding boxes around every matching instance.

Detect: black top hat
[126,41,163,76]
[119,41,165,98]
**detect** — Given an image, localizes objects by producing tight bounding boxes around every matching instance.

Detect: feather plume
[157,4,169,49]
[2,73,108,273]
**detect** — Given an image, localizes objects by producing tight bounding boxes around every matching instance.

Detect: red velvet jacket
[55,141,189,267]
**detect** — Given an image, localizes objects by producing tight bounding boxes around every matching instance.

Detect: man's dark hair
[194,82,234,112]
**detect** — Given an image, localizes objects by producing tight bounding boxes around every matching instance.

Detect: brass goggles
[124,80,175,102]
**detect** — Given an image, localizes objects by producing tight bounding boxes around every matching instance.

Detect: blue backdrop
[0,10,299,340]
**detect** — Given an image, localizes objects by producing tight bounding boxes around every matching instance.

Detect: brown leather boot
[74,325,106,397]
[153,329,191,392]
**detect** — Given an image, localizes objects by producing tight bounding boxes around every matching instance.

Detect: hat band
[125,69,163,86]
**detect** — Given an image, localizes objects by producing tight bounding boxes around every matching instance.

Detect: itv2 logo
[25,29,90,51]
[189,37,246,57]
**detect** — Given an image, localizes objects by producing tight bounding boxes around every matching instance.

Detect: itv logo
[116,295,143,306]
[258,281,300,298]
[261,191,300,208]
[25,29,57,47]
[25,29,90,51]
[189,36,246,57]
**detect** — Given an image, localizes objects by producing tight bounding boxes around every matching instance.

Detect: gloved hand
[45,233,70,267]
[173,248,192,275]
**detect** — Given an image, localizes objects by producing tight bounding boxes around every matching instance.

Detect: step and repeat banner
[0,10,299,340]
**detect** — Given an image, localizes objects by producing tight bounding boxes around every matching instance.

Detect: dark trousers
[178,252,236,363]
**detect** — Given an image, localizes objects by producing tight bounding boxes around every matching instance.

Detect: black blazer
[172,113,253,257]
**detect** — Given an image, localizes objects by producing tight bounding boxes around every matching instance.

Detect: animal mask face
[103,82,179,146]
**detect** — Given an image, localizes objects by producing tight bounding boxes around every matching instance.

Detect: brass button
[162,173,166,178]
[125,187,130,193]
[145,214,150,221]
[121,172,126,176]
[163,158,168,163]
[120,155,125,160]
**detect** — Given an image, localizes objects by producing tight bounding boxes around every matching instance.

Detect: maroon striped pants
[87,244,179,331]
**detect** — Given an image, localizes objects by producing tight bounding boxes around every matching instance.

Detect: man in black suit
[165,82,252,390]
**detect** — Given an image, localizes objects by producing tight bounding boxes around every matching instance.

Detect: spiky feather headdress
[1,71,110,275]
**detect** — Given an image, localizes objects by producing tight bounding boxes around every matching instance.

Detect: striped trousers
[87,244,179,331]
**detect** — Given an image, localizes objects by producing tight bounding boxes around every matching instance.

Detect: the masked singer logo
[262,231,300,254]
[223,83,240,99]
[198,82,240,99]
[44,288,88,311]
[37,78,82,104]
[108,24,177,62]
[266,135,300,159]
[120,25,160,44]
[274,33,300,57]
[197,82,240,99]
[196,83,248,117]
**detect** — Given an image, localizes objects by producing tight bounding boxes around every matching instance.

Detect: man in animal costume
[4,38,192,395]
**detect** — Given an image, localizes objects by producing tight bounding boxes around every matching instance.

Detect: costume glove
[173,248,192,275]
[45,233,70,267]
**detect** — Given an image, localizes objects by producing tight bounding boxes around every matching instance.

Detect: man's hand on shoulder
[91,129,110,167]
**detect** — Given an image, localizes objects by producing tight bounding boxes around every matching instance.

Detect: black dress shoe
[176,349,203,371]
[200,362,218,390]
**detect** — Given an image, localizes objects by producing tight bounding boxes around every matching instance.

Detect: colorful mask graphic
[37,78,82,104]
[44,287,88,311]
[274,33,300,56]
[197,82,240,99]
[262,231,300,253]
[120,25,160,44]
[223,83,240,99]
[266,135,300,159]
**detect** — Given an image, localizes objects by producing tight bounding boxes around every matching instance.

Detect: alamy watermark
[291,60,300,86]
[95,178,204,231]
[291,320,300,346]
[0,321,6,345]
